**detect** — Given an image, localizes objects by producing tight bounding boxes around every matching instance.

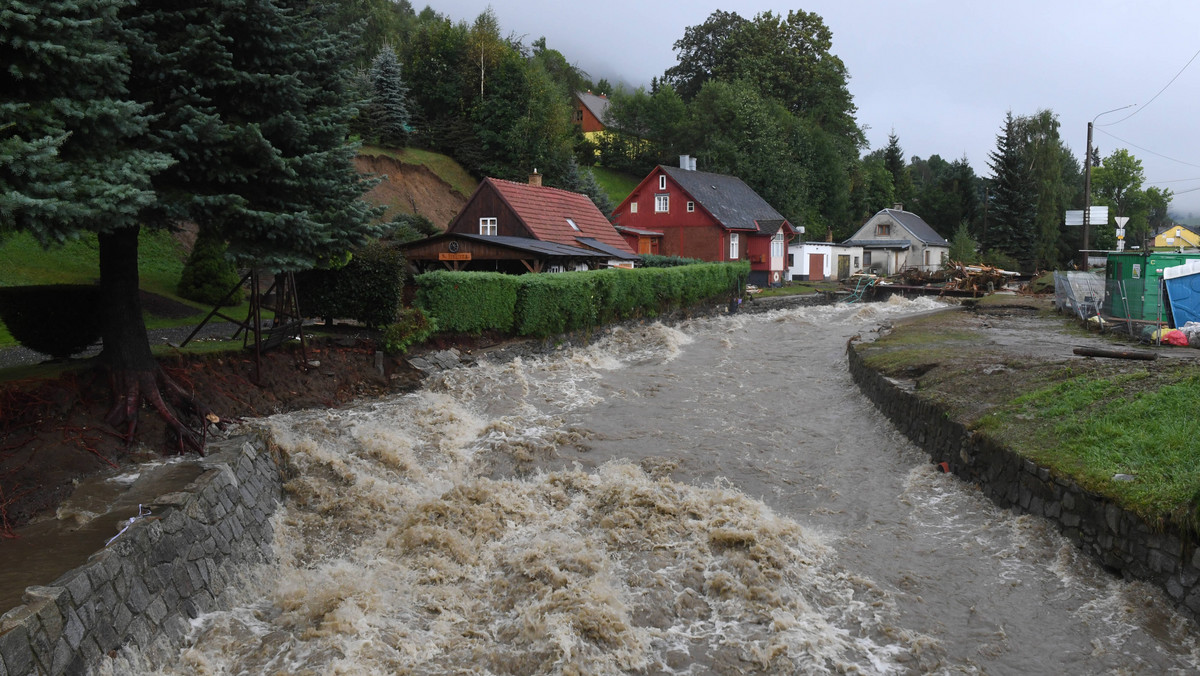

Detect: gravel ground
[0,322,240,371]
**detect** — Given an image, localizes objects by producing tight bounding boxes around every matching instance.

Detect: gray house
[843,205,950,275]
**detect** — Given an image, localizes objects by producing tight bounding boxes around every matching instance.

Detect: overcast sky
[429,0,1200,216]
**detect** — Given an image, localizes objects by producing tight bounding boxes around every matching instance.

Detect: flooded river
[124,298,1200,674]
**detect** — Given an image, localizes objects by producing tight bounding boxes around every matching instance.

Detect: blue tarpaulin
[1164,260,1200,327]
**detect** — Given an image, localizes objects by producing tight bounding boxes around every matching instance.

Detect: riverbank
[848,294,1200,620]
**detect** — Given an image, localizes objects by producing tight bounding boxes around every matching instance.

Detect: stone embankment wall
[0,437,281,675]
[847,340,1200,622]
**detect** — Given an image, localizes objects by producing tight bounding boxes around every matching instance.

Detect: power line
[1098,46,1200,127]
[1095,128,1200,170]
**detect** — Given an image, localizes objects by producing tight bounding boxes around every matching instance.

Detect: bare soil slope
[355,154,470,229]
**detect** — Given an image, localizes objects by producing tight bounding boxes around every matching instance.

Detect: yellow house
[1154,224,1200,248]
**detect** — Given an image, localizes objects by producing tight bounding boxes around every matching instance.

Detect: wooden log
[1072,346,1158,361]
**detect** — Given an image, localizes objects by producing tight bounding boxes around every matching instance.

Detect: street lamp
[1081,104,1135,269]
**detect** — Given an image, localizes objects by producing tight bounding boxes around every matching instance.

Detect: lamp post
[1082,104,1135,269]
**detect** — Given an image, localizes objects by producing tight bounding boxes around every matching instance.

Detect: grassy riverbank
[855,294,1200,526]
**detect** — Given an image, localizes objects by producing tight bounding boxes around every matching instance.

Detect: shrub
[382,307,437,354]
[178,230,244,306]
[0,285,101,359]
[296,242,406,328]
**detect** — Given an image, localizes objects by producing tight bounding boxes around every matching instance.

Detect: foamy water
[116,297,1200,675]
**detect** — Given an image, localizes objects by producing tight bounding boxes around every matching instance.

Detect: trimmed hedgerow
[513,274,598,338]
[414,270,519,334]
[414,261,747,339]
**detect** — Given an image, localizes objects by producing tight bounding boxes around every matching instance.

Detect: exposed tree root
[103,367,224,455]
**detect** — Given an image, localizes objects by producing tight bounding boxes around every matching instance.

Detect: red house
[610,157,797,286]
[401,173,637,274]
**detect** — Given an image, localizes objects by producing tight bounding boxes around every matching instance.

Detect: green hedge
[414,270,519,334]
[414,262,747,338]
[296,242,405,328]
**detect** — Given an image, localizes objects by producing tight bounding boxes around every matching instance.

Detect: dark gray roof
[575,237,638,260]
[404,233,608,258]
[843,239,912,250]
[462,234,607,257]
[575,91,611,125]
[662,166,787,232]
[881,208,950,246]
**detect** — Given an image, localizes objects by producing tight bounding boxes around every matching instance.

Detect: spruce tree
[1,0,169,241]
[368,44,411,146]
[5,0,381,451]
[985,113,1035,268]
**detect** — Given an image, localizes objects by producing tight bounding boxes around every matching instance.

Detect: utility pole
[1082,104,1135,270]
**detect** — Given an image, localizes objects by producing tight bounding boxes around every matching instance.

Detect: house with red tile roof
[400,173,637,274]
[610,156,797,286]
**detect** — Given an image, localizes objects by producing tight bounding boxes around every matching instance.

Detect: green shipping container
[1105,252,1200,321]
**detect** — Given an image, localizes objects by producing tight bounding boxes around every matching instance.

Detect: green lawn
[589,166,640,206]
[0,229,253,350]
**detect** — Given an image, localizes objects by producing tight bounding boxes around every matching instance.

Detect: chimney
[690,156,697,171]
[529,169,542,187]
[892,202,903,211]
[679,155,690,170]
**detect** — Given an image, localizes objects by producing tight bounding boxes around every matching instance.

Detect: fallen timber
[1072,346,1159,361]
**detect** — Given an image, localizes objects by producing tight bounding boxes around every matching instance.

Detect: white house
[843,205,950,275]
[787,242,864,281]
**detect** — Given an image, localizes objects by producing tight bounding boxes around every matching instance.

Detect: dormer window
[565,218,579,231]
[480,217,497,235]
[659,175,667,190]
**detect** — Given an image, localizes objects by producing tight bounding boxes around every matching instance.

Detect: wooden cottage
[401,173,636,274]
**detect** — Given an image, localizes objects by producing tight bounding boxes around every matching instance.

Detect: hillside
[355,149,473,230]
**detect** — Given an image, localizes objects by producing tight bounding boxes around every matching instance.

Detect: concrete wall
[847,340,1200,622]
[0,436,281,675]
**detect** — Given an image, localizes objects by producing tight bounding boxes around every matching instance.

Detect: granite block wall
[847,339,1200,622]
[0,436,281,675]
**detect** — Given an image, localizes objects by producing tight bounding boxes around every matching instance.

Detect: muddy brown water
[109,297,1199,674]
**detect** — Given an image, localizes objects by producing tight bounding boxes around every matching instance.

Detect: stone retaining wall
[0,436,281,675]
[847,339,1200,621]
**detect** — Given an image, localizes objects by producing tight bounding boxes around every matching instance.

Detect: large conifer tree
[5,0,380,450]
[368,44,411,146]
[1,0,169,240]
[985,113,1036,267]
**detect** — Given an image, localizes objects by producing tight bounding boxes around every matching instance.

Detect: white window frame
[729,233,739,259]
[659,175,667,190]
[771,233,784,258]
[479,217,497,236]
[655,194,669,213]
[687,201,695,212]
[630,201,638,214]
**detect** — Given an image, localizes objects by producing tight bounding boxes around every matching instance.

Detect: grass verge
[858,297,1200,526]
[588,166,639,206]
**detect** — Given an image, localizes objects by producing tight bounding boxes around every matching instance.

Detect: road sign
[1117,240,1126,251]
[1065,210,1083,226]
[1089,206,1109,224]
[1114,216,1130,227]
[1116,228,1126,239]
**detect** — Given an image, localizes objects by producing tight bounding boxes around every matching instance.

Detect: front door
[808,253,825,281]
[837,255,850,280]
